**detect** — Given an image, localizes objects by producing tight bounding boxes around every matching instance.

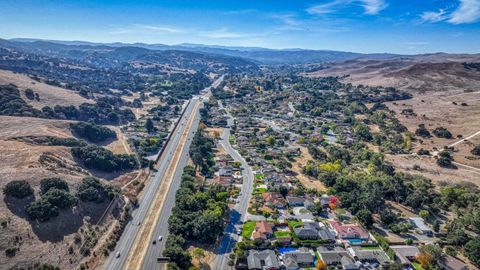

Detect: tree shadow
[4,195,35,219]
[27,200,111,243]
[214,209,241,256]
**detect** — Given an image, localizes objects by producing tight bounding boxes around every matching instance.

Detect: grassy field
[242,221,256,238]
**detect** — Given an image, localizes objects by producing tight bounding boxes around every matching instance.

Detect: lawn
[242,221,256,238]
[412,262,424,270]
[255,173,265,180]
[274,231,291,238]
[253,187,267,194]
[288,220,303,229]
[360,246,381,250]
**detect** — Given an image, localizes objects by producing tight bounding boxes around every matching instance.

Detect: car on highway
[158,235,163,241]
[116,252,121,258]
[152,239,156,245]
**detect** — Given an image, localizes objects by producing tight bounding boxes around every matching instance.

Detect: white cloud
[420,9,447,23]
[361,0,388,15]
[448,0,480,24]
[307,0,387,15]
[199,28,245,39]
[306,0,346,15]
[108,24,185,35]
[404,41,429,46]
[270,14,301,26]
[134,24,184,33]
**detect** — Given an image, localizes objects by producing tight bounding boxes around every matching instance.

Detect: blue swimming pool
[278,247,298,254]
[348,239,364,244]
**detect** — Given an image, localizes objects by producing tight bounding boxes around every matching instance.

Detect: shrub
[5,247,18,257]
[471,145,480,156]
[40,177,69,194]
[415,124,431,138]
[437,151,456,168]
[417,148,430,156]
[433,127,453,139]
[37,264,60,270]
[3,180,33,198]
[24,89,35,100]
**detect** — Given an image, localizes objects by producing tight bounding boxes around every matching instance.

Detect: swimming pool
[278,247,298,254]
[348,239,364,244]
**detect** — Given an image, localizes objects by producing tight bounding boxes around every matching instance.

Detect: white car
[158,235,163,241]
[116,252,121,258]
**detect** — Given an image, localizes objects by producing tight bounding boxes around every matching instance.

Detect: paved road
[140,76,225,270]
[104,77,223,270]
[213,101,255,270]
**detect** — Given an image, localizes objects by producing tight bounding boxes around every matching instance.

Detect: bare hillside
[307,54,480,94]
[0,69,93,109]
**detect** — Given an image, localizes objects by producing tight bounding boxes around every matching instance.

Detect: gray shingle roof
[247,250,280,269]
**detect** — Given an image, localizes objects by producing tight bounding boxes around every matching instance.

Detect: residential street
[213,101,255,270]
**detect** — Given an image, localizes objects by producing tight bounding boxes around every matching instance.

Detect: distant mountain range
[8,38,398,64]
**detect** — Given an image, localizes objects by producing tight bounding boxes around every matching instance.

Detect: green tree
[3,180,33,198]
[40,177,69,194]
[356,209,374,229]
[145,118,155,133]
[465,237,480,267]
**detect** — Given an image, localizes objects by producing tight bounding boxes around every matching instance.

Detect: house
[304,199,314,210]
[438,255,469,270]
[329,221,370,240]
[409,217,433,236]
[348,246,390,267]
[247,250,280,270]
[317,246,351,267]
[212,175,233,186]
[340,256,359,270]
[286,196,305,207]
[283,251,315,270]
[294,222,335,241]
[320,194,330,207]
[390,245,419,266]
[219,165,233,177]
[252,221,273,240]
[262,192,286,209]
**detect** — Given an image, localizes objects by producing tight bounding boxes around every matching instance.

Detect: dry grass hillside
[308,55,480,186]
[0,116,126,269]
[0,69,93,109]
[307,54,480,94]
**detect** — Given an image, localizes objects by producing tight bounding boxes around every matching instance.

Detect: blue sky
[0,0,479,54]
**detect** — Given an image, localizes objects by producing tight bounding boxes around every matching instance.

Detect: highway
[213,101,255,270]
[104,77,223,270]
[140,75,225,270]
